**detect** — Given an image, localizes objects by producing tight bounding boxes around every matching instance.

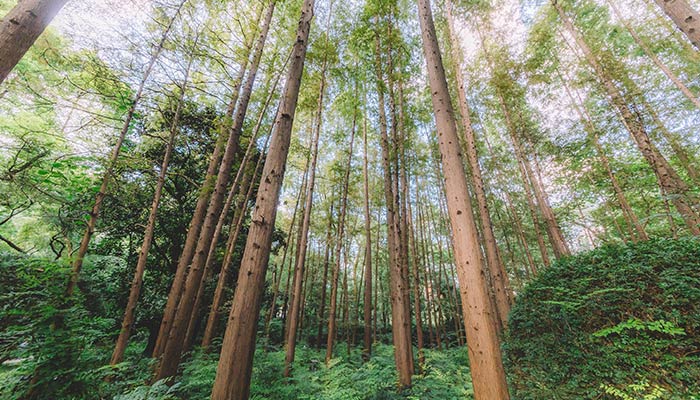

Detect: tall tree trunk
[211,0,315,396]
[66,0,185,297]
[372,21,414,387]
[284,43,329,375]
[418,0,510,397]
[556,1,700,236]
[653,0,700,49]
[200,63,285,348]
[0,0,69,83]
[316,203,334,348]
[156,1,275,381]
[324,104,356,365]
[151,3,260,358]
[110,45,194,365]
[445,0,511,329]
[362,111,373,361]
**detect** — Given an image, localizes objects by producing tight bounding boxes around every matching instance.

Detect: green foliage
[504,238,700,399]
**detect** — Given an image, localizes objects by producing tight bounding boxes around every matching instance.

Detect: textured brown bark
[362,112,373,361]
[418,0,510,396]
[653,0,700,49]
[445,0,511,329]
[556,1,700,236]
[372,25,414,387]
[152,4,259,358]
[156,1,274,381]
[265,166,307,340]
[66,0,184,297]
[199,62,285,348]
[0,0,69,83]
[210,0,314,395]
[284,46,329,375]
[110,48,193,365]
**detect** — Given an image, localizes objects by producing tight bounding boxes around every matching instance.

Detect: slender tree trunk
[653,0,700,49]
[211,0,315,396]
[324,106,356,365]
[284,44,329,375]
[418,0,510,396]
[110,48,193,365]
[316,203,334,348]
[362,112,373,361]
[556,1,700,235]
[152,4,260,358]
[156,1,275,381]
[0,0,69,83]
[66,0,185,297]
[372,21,414,387]
[445,0,511,329]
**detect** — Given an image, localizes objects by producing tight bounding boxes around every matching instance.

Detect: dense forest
[0,0,699,398]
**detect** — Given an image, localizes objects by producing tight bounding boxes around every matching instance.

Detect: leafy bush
[504,238,700,399]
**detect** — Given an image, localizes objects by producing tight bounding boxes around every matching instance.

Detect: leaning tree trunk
[155,1,275,381]
[210,0,315,396]
[151,2,260,358]
[110,46,194,365]
[418,0,510,397]
[555,1,700,236]
[66,0,185,297]
[0,0,69,83]
[445,0,512,329]
[653,0,700,49]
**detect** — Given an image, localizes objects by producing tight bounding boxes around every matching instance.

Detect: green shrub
[504,238,700,399]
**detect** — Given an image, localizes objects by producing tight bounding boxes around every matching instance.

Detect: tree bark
[151,3,259,358]
[418,0,510,396]
[653,0,700,49]
[210,0,315,396]
[445,0,512,329]
[200,55,287,349]
[362,109,373,360]
[156,0,274,381]
[0,0,69,83]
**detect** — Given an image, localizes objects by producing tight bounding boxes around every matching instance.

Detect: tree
[0,0,69,83]
[211,0,315,396]
[652,0,700,49]
[417,0,510,397]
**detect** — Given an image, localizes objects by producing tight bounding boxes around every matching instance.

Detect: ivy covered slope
[504,238,700,400]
